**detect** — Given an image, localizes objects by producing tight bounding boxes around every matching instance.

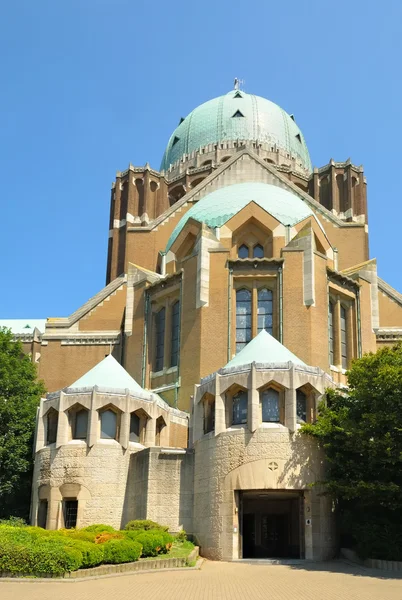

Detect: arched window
[236,289,252,353]
[253,244,264,258]
[232,390,248,425]
[257,288,273,335]
[296,390,307,423]
[100,409,117,440]
[238,244,249,259]
[329,301,335,365]
[46,409,58,445]
[170,301,180,367]
[73,409,88,440]
[154,307,166,372]
[261,388,280,422]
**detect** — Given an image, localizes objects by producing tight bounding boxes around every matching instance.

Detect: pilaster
[214,373,226,434]
[88,387,98,447]
[56,391,69,448]
[249,363,259,433]
[145,416,156,447]
[285,364,296,432]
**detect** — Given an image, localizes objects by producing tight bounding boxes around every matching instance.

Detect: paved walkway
[1,560,401,600]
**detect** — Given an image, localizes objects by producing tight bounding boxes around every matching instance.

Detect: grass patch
[141,540,195,561]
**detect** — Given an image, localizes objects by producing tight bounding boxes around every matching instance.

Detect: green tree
[0,328,46,519]
[302,343,402,560]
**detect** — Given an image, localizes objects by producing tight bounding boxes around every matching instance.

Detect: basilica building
[4,85,402,561]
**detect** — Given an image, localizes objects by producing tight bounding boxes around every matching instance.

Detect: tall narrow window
[236,289,252,353]
[37,500,48,529]
[253,244,264,258]
[170,301,180,367]
[340,306,348,369]
[130,412,140,442]
[296,390,307,423]
[155,307,166,372]
[46,409,58,445]
[257,288,273,335]
[63,499,78,529]
[329,302,335,365]
[155,416,166,446]
[73,409,88,440]
[238,244,249,259]
[232,391,248,425]
[261,388,280,422]
[204,398,215,434]
[101,409,117,440]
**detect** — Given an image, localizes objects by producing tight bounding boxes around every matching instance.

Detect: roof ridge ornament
[234,77,245,91]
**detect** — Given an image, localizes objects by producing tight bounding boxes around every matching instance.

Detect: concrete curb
[340,548,402,573]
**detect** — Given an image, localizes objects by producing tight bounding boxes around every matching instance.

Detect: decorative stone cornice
[375,328,402,341]
[327,268,360,292]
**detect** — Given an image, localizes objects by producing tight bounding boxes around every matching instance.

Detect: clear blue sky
[1,1,401,317]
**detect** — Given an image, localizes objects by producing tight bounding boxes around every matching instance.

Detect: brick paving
[1,560,401,600]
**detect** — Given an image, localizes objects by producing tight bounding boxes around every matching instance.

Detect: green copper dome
[166,182,314,251]
[160,90,312,172]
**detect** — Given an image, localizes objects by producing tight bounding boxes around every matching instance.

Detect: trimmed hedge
[82,524,116,534]
[103,539,142,564]
[0,537,82,575]
[0,519,174,576]
[125,519,168,532]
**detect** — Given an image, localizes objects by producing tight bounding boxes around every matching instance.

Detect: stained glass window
[257,288,273,335]
[329,302,335,365]
[155,307,166,372]
[341,306,347,369]
[261,388,280,422]
[74,409,88,440]
[236,289,252,353]
[46,409,58,444]
[232,391,248,425]
[296,390,307,423]
[170,301,180,367]
[253,244,264,258]
[101,409,117,440]
[238,244,249,259]
[130,412,140,442]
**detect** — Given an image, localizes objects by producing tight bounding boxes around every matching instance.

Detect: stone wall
[193,426,336,561]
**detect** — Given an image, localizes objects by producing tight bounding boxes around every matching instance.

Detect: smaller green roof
[0,319,46,334]
[225,330,306,369]
[69,354,144,393]
[166,182,314,251]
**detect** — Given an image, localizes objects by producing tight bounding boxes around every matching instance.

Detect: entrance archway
[240,490,304,558]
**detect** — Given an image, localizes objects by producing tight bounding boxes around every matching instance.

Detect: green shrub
[82,524,116,534]
[102,539,142,564]
[124,519,168,532]
[175,529,187,542]
[0,538,82,575]
[62,529,98,543]
[123,529,173,553]
[134,532,165,557]
[64,540,104,568]
[0,517,27,527]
